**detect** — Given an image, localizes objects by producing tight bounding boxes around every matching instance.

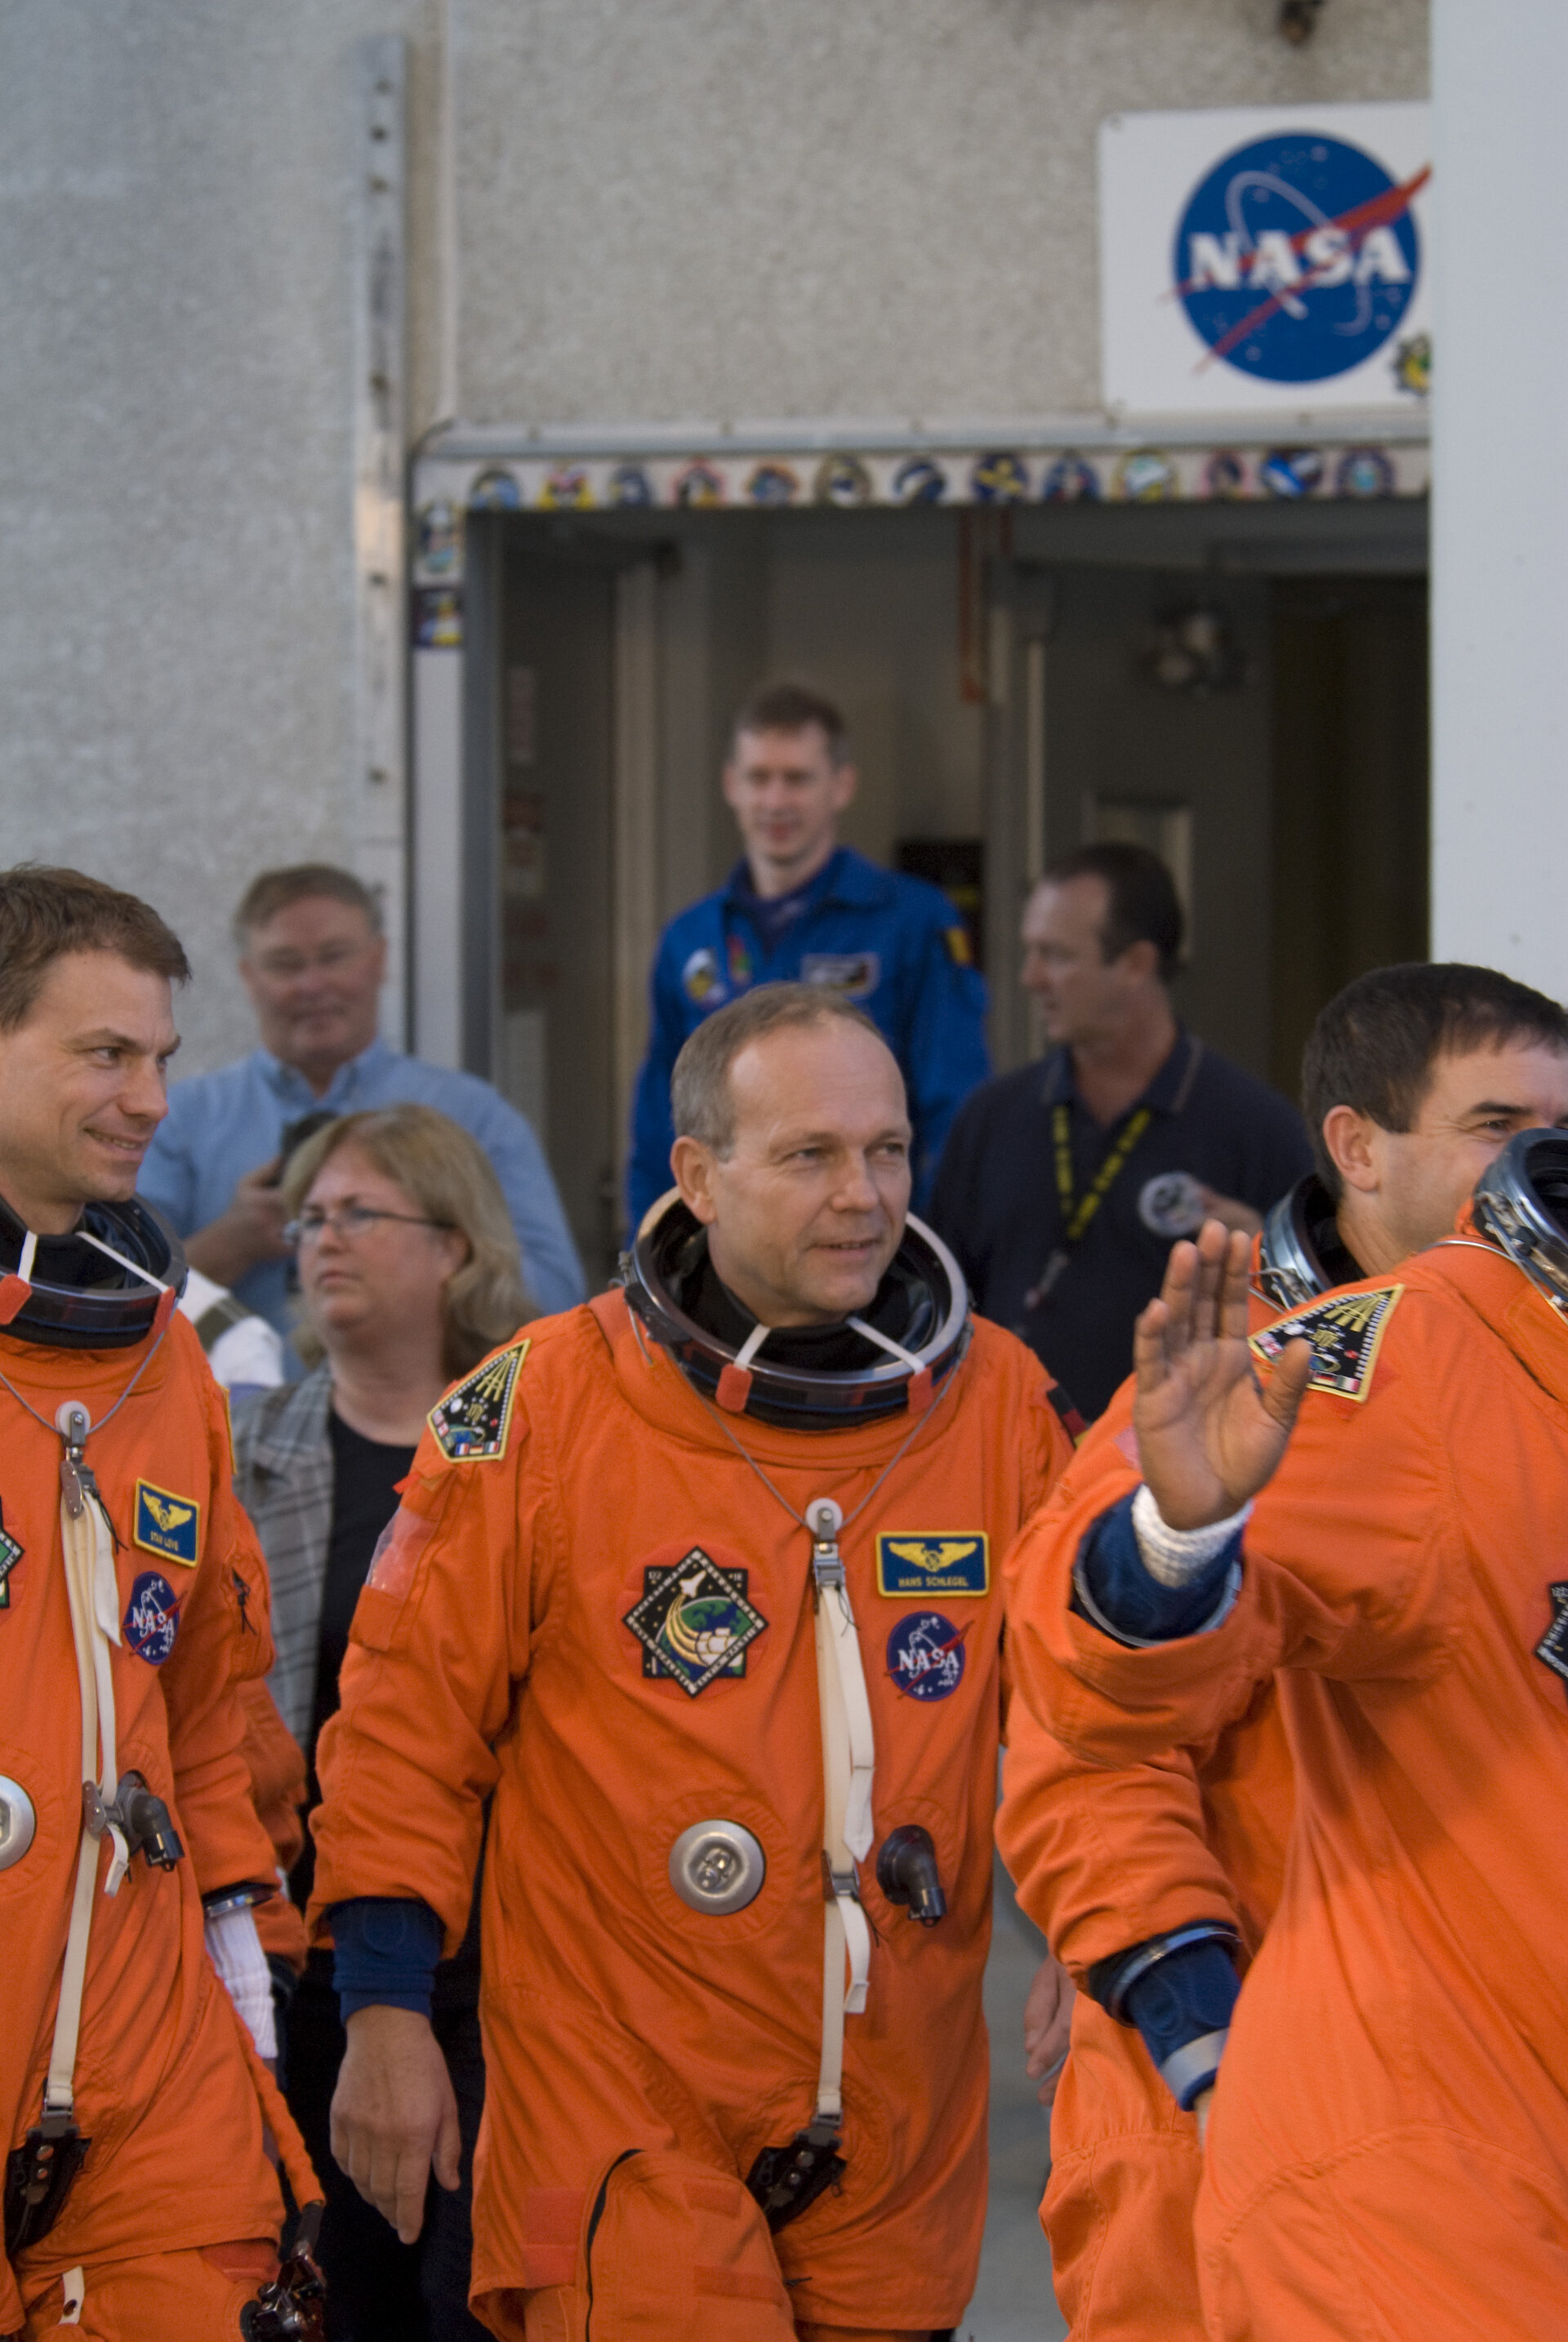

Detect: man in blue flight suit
[627,681,990,1224]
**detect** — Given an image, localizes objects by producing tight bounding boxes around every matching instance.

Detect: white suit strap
[807,1496,876,2128]
[47,1476,126,2120]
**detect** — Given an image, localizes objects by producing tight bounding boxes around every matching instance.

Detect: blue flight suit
[627,846,990,1225]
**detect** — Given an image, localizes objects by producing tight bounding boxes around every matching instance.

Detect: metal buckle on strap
[822,1856,859,1904]
[808,1498,845,1591]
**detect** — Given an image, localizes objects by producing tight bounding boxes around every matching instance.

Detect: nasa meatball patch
[1249,1284,1402,1401]
[429,1339,530,1461]
[622,1547,768,1698]
[134,1480,201,1568]
[123,1571,180,1666]
[886,1611,969,1702]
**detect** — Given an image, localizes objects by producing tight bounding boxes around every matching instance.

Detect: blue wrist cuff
[1122,1938,1241,2109]
[1076,1490,1243,1644]
[330,1896,443,2021]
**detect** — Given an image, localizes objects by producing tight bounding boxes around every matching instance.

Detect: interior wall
[1270,576,1430,1094]
[1038,566,1276,1080]
[495,535,620,1271]
[759,511,985,875]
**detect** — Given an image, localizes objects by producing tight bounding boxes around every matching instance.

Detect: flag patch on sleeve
[1249,1284,1401,1401]
[429,1339,531,1461]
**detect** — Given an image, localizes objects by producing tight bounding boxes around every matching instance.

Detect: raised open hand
[1133,1221,1312,1530]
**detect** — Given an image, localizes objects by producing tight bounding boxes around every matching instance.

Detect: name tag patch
[429,1339,530,1461]
[623,1547,768,1698]
[801,951,880,1000]
[1249,1283,1402,1401]
[134,1480,201,1568]
[876,1533,990,1599]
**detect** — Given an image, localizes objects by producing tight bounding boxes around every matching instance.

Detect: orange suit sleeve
[996,1364,1081,1732]
[158,1367,281,1895]
[1007,1339,1459,1774]
[308,1405,541,1958]
[998,1699,1241,1977]
[238,1679,310,1969]
[998,1382,1245,1970]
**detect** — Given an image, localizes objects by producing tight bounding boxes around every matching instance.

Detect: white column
[412,647,464,1068]
[1431,0,1568,995]
[350,38,408,1048]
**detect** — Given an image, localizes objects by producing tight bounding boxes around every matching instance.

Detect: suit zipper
[583,2148,639,2337]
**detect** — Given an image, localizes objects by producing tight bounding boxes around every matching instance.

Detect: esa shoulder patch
[428,1338,531,1461]
[1249,1284,1401,1402]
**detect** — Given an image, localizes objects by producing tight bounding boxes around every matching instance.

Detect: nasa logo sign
[1100,103,1431,418]
[1175,131,1423,385]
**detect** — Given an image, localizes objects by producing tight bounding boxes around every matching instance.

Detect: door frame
[408,418,1430,1077]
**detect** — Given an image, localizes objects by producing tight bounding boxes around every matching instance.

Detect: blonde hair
[283,1105,533,1378]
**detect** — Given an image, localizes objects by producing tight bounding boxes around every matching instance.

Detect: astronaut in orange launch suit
[310,983,1076,2341]
[998,963,1568,2341]
[1007,1115,1568,2342]
[0,867,322,2342]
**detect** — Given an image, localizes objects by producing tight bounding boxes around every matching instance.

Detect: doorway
[1269,574,1429,1092]
[465,497,1428,1276]
[470,505,989,1279]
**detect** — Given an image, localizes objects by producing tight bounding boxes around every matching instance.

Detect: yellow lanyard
[1053,1101,1153,1250]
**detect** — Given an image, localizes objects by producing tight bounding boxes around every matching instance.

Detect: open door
[475,528,662,1285]
[987,556,1276,1078]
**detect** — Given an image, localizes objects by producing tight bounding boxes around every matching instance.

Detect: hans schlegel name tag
[875,1534,990,1599]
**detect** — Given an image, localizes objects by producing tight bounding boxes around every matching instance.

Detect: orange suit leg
[795,2328,949,2340]
[14,2239,275,2340]
[1044,1999,1206,2342]
[483,2150,795,2341]
[1198,2122,1568,2342]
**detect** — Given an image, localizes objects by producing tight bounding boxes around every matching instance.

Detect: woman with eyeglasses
[231,1102,532,2342]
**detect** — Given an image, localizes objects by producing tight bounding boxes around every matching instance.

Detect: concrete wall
[0,0,1428,1072]
[0,0,446,1071]
[456,0,1428,427]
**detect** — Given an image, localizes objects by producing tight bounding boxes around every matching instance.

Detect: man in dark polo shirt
[929,843,1310,1418]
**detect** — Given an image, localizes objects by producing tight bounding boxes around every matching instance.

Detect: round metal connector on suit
[0,1775,37,1870]
[668,1819,766,1915]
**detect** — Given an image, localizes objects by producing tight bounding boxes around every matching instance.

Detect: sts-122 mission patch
[1250,1284,1401,1401]
[429,1339,531,1460]
[623,1547,768,1697]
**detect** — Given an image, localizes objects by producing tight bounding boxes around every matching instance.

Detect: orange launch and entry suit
[310,1290,1072,2339]
[1005,1238,1568,2341]
[996,1249,1302,2342]
[0,1312,286,2339]
[239,1677,310,1975]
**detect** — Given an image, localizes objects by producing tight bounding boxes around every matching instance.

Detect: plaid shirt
[230,1365,336,1747]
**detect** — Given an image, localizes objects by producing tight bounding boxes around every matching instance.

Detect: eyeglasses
[285,1204,454,1245]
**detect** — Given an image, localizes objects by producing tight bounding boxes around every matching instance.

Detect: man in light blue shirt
[140,864,584,1338]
